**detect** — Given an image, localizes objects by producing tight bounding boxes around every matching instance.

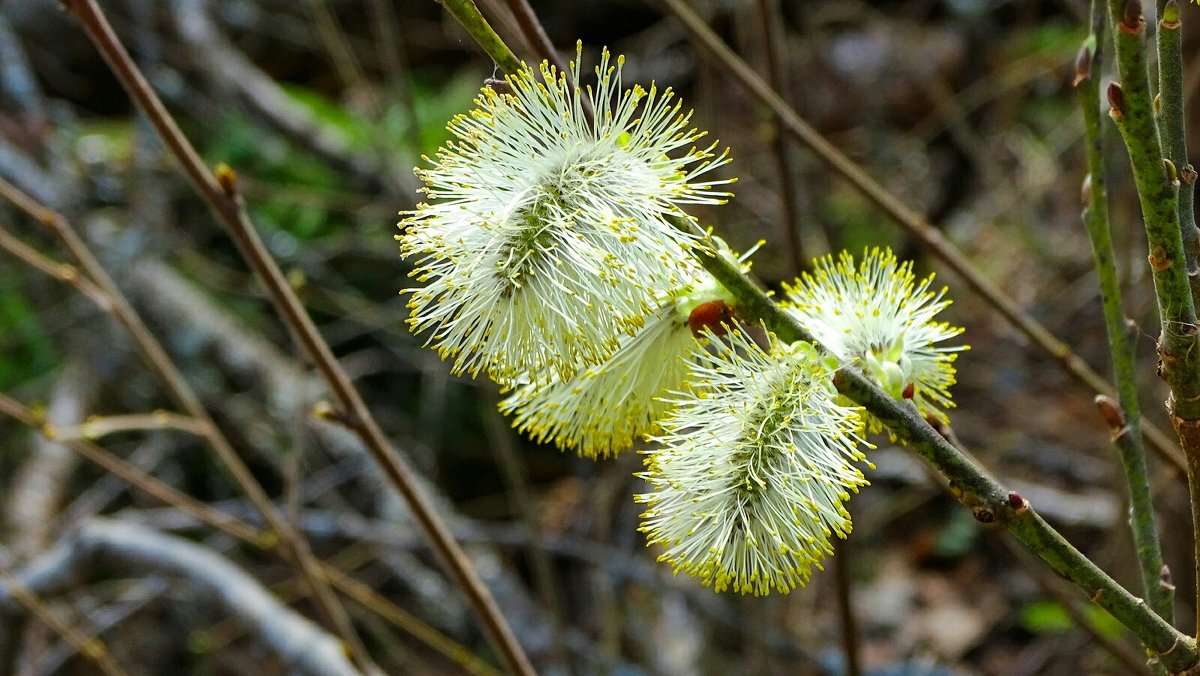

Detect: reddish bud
[1007,491,1027,513]
[1107,82,1126,118]
[215,162,238,197]
[1161,565,1176,591]
[1073,43,1092,87]
[688,300,736,337]
[1119,0,1144,34]
[902,382,915,400]
[1094,395,1127,431]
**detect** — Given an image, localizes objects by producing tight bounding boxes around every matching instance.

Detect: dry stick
[51,412,208,442]
[653,0,1187,475]
[830,538,860,676]
[0,392,501,676]
[501,0,566,73]
[0,177,374,671]
[6,519,359,676]
[481,401,569,670]
[57,2,534,674]
[0,225,109,309]
[0,393,263,545]
[753,0,804,276]
[0,565,127,676]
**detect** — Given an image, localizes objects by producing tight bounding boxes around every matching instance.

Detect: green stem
[696,245,1199,671]
[1107,0,1200,425]
[1156,0,1200,304]
[439,0,522,74]
[1077,3,1172,625]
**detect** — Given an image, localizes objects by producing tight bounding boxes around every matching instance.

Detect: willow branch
[1155,0,1200,303]
[696,246,1199,672]
[439,0,522,74]
[653,0,1186,474]
[1076,2,1172,623]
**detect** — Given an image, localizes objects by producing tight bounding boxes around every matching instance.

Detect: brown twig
[57,2,534,673]
[0,393,264,545]
[752,0,804,276]
[653,0,1186,475]
[831,538,861,676]
[0,565,127,676]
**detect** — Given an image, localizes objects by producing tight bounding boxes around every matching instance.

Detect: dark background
[1,0,1197,673]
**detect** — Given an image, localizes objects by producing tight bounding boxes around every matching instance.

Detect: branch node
[214,162,239,198]
[1119,0,1145,34]
[1162,0,1181,30]
[1095,394,1128,432]
[1149,244,1172,272]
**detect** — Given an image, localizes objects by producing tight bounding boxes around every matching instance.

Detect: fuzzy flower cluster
[398,48,965,595]
[638,332,870,595]
[783,248,967,429]
[398,44,732,383]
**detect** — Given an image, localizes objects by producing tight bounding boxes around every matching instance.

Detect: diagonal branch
[653,0,1186,474]
[56,2,534,673]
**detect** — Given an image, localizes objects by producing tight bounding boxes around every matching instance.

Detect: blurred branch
[4,362,95,557]
[169,0,411,195]
[500,0,566,72]
[0,175,372,668]
[651,0,1187,475]
[0,519,358,676]
[51,411,207,442]
[752,0,803,275]
[0,564,126,676]
[0,390,501,674]
[1075,2,1171,622]
[0,392,265,545]
[58,2,534,672]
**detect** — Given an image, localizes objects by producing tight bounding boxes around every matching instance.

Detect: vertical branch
[56,2,534,673]
[1106,0,1200,422]
[1155,0,1200,303]
[1076,3,1172,624]
[831,538,861,676]
[753,0,804,275]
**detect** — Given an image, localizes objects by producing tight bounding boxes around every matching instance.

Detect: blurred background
[0,0,1197,673]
